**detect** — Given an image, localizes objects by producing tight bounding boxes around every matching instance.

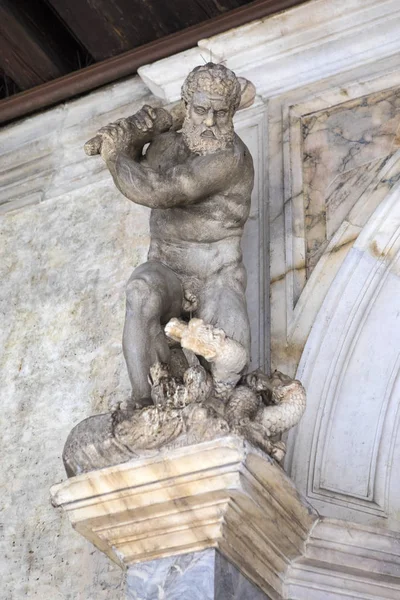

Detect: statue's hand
[85,105,173,157]
[96,118,136,161]
[96,106,159,161]
[130,105,158,133]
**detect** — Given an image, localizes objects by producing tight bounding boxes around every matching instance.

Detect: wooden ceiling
[0,0,308,122]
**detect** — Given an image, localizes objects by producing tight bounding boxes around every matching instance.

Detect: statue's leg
[123,261,183,404]
[196,271,251,395]
[197,275,250,356]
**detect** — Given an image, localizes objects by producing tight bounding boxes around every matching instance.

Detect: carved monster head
[181,63,241,155]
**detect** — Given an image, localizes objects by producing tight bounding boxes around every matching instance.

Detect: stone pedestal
[51,435,400,599]
[50,436,317,600]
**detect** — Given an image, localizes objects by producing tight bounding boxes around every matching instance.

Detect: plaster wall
[1,78,154,600]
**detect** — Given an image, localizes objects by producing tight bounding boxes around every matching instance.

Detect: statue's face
[182,89,235,155]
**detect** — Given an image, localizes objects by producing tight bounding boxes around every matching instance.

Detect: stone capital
[51,436,317,599]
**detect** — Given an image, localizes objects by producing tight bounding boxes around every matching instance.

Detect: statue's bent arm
[105,147,241,209]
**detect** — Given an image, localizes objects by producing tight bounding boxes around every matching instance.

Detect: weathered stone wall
[1,76,154,600]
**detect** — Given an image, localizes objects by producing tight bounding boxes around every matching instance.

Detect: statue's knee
[125,278,160,314]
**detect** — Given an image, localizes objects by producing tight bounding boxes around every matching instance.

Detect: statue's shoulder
[146,131,183,169]
[234,133,252,162]
[231,134,254,181]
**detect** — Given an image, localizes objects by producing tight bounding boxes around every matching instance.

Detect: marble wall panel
[234,103,269,371]
[268,63,400,376]
[302,86,400,277]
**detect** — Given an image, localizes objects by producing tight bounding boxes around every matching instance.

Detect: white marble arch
[268,65,400,376]
[286,165,400,528]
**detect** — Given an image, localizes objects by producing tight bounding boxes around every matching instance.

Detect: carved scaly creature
[225,370,306,461]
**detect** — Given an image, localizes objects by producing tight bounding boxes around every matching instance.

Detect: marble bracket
[51,436,317,600]
[50,435,400,599]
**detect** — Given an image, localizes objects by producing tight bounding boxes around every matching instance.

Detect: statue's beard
[182,118,235,155]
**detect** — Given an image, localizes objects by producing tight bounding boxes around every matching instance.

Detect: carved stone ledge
[50,435,317,600]
[287,519,400,600]
[50,435,400,599]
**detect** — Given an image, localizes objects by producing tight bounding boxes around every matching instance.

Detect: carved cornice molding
[138,0,400,102]
[287,519,400,600]
[50,437,400,600]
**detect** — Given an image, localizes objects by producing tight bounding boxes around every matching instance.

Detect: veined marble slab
[268,64,400,379]
[126,550,270,600]
[302,86,400,277]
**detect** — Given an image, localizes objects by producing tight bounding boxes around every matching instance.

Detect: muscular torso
[144,131,254,281]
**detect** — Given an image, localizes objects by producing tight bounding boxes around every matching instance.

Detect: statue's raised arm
[85,70,256,209]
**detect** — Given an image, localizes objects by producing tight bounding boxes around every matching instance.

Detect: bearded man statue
[96,63,255,408]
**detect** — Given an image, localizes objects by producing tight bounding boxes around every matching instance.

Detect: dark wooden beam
[0,68,20,100]
[0,0,310,124]
[193,0,248,18]
[0,0,72,89]
[47,0,224,61]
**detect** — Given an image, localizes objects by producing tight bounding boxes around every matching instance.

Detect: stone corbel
[51,436,317,599]
[51,435,400,599]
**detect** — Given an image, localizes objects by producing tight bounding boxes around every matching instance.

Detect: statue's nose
[204,110,215,127]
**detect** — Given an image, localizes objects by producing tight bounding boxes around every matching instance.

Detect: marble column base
[126,549,270,600]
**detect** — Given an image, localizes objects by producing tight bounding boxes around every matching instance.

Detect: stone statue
[92,63,254,407]
[63,64,306,477]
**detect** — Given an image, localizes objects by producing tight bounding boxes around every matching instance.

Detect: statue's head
[181,63,241,155]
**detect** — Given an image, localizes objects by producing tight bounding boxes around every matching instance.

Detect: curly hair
[181,63,241,113]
